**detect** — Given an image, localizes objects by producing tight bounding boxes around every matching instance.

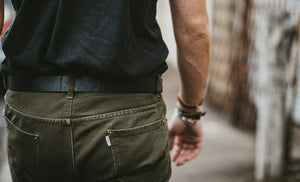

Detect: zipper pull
[105,135,111,147]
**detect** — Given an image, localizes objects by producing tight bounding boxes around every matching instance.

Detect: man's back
[1,0,168,79]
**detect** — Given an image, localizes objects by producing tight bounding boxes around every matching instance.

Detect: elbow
[190,28,209,40]
[186,21,209,39]
[177,19,210,40]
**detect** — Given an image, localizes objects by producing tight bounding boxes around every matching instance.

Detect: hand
[168,112,203,166]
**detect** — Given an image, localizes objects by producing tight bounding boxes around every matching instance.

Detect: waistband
[4,75,163,94]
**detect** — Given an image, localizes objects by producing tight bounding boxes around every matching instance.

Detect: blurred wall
[205,0,300,130]
[205,0,236,113]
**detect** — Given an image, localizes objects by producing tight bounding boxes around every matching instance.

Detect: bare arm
[168,0,210,166]
[171,0,210,105]
[0,0,4,33]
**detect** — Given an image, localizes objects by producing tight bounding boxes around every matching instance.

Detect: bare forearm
[170,0,210,106]
[177,32,210,106]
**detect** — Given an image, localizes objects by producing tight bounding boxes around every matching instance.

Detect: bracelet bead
[176,108,206,120]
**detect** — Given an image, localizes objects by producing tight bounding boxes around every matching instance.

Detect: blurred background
[0,0,300,182]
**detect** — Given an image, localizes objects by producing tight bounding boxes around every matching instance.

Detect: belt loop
[67,75,75,100]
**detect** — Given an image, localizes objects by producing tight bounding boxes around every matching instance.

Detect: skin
[169,0,210,166]
[0,0,3,33]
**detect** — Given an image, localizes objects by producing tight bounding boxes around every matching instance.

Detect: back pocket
[106,118,169,178]
[4,115,39,182]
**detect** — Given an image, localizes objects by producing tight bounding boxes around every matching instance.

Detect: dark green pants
[4,90,171,182]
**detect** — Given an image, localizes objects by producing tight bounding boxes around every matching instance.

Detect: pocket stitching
[73,101,164,123]
[4,115,39,181]
[108,119,169,179]
[5,102,66,124]
[109,119,166,137]
[4,115,39,139]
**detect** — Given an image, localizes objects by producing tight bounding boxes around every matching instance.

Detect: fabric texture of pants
[3,90,171,182]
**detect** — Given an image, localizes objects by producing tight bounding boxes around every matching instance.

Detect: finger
[176,149,186,166]
[172,137,182,162]
[176,143,189,166]
[181,143,196,164]
[184,144,194,161]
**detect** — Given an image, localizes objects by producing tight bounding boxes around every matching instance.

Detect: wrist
[176,95,206,125]
[176,102,197,113]
[177,95,203,111]
[177,95,203,113]
[175,107,206,125]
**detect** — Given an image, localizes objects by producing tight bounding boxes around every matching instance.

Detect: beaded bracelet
[176,108,206,125]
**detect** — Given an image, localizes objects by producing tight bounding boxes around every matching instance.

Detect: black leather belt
[5,75,163,94]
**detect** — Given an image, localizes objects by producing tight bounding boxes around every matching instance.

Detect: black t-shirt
[1,0,169,80]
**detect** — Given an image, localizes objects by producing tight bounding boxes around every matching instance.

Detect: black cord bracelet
[176,108,206,120]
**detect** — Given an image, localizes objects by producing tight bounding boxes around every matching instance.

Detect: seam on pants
[71,100,164,123]
[110,137,119,177]
[4,102,67,123]
[66,98,77,179]
[36,137,40,182]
